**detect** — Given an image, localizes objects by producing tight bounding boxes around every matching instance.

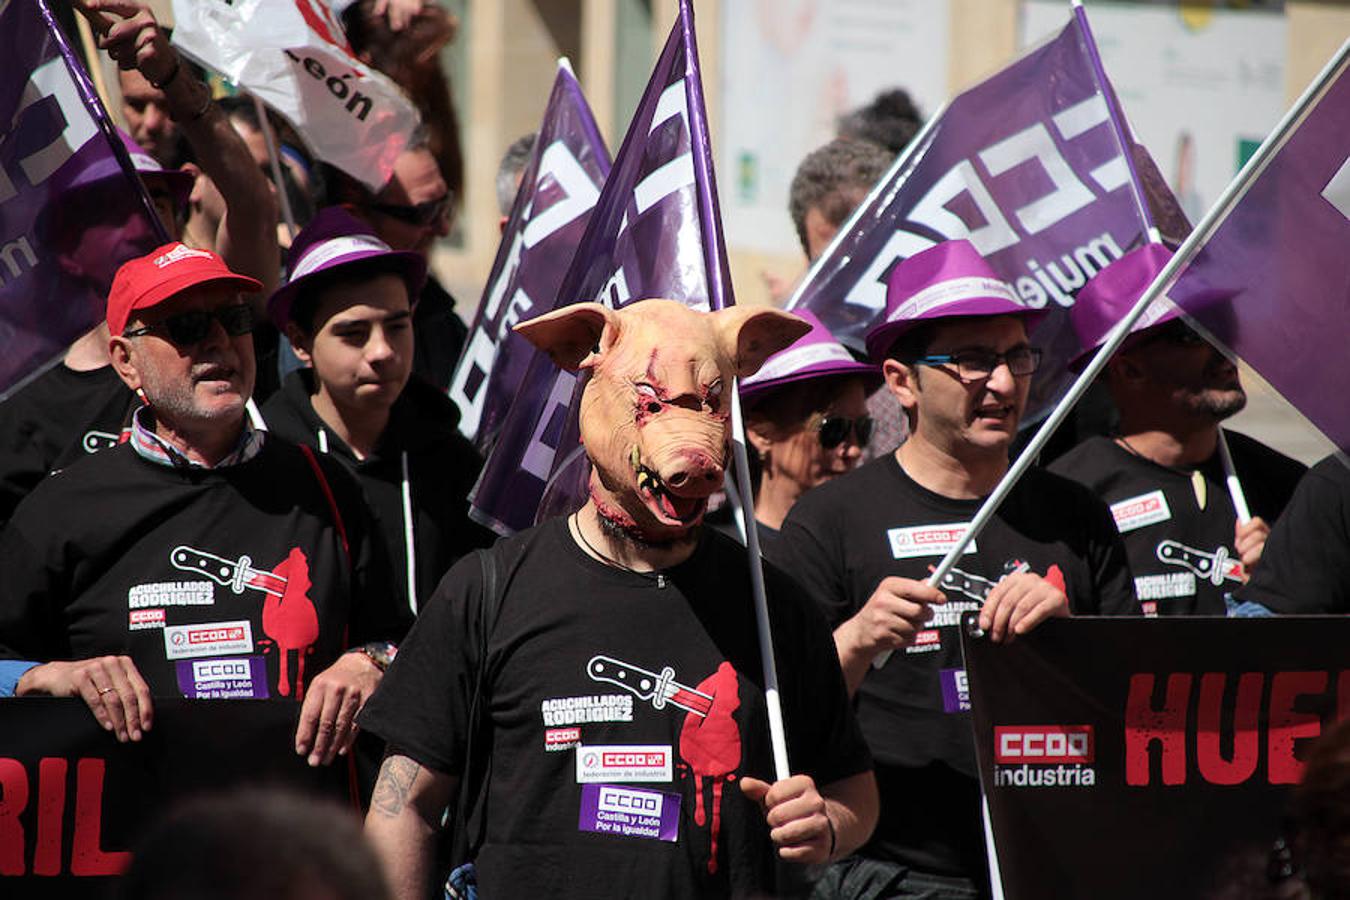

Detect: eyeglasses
[809,414,875,450]
[913,346,1042,383]
[368,195,450,227]
[123,303,256,346]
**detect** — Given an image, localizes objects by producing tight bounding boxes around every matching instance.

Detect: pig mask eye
[635,383,663,415]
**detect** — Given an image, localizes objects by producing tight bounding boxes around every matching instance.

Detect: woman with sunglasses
[731,312,881,546]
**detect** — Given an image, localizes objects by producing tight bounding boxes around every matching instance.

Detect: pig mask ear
[714,307,813,378]
[513,303,620,371]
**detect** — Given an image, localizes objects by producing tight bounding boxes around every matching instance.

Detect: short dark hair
[788,138,893,257]
[496,132,537,217]
[289,256,414,335]
[883,321,939,367]
[837,88,924,156]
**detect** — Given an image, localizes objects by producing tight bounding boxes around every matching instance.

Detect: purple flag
[786,11,1167,416]
[1168,44,1350,454]
[0,0,165,400]
[449,62,611,453]
[471,0,731,534]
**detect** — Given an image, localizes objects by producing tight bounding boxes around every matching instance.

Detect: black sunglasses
[368,195,450,227]
[123,303,256,346]
[811,414,875,450]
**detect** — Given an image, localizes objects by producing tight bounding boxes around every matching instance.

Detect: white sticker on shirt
[127,580,214,609]
[887,523,976,559]
[129,608,166,631]
[906,629,942,654]
[576,745,674,783]
[1110,490,1172,533]
[163,620,253,660]
[1134,572,1196,601]
[540,694,634,727]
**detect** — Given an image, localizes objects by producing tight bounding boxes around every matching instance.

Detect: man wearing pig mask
[360,299,878,898]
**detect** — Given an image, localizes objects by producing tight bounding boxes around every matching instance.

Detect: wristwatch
[349,640,398,672]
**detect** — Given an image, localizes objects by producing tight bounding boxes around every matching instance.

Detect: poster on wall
[1021,1,1287,225]
[718,0,950,257]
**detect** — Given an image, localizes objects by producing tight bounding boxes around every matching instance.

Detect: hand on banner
[294,651,383,767]
[372,0,428,32]
[978,572,1068,643]
[1234,517,1271,574]
[16,656,154,743]
[740,774,834,864]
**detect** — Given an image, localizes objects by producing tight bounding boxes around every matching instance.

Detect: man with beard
[1050,244,1305,616]
[0,244,407,767]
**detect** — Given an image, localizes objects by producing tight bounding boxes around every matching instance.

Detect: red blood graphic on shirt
[1044,564,1066,595]
[263,548,319,699]
[678,662,741,874]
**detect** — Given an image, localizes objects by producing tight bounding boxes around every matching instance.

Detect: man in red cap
[770,240,1138,898]
[1049,244,1305,617]
[0,244,409,768]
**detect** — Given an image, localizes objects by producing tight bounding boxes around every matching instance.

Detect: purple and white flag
[0,0,166,400]
[1168,42,1350,454]
[471,0,731,534]
[449,62,611,453]
[787,8,1174,416]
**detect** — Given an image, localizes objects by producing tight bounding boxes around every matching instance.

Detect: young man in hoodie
[262,208,493,619]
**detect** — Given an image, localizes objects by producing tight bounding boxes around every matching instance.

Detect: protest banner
[170,0,420,190]
[0,698,346,898]
[785,6,1182,419]
[962,615,1348,899]
[448,61,611,452]
[0,0,165,400]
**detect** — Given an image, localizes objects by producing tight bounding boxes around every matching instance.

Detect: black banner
[0,698,350,898]
[962,615,1348,900]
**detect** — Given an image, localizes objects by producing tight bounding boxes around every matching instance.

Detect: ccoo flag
[1168,42,1350,455]
[470,0,733,534]
[787,7,1182,417]
[171,0,420,190]
[0,0,165,400]
[449,61,611,453]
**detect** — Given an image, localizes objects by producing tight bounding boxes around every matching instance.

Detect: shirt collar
[129,406,265,469]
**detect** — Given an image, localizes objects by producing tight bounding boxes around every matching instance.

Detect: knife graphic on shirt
[1156,540,1245,586]
[586,655,712,718]
[170,545,287,597]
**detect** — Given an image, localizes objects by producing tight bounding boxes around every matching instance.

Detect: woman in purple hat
[729,312,880,546]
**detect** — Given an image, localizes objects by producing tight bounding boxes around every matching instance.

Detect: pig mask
[516,299,809,544]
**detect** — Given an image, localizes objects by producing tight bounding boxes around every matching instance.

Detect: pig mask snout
[516,299,810,540]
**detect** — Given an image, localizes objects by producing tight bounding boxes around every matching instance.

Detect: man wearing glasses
[0,244,409,768]
[1049,244,1305,617]
[325,143,466,392]
[770,240,1136,899]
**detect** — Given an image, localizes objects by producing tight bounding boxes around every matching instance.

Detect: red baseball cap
[107,243,262,336]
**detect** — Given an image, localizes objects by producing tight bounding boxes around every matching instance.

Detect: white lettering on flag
[909,160,1019,255]
[979,123,1094,235]
[524,142,600,248]
[1323,157,1350,222]
[0,57,97,204]
[522,371,579,480]
[1052,95,1129,193]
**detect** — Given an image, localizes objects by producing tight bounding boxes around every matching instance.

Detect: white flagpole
[252,95,299,242]
[874,36,1350,669]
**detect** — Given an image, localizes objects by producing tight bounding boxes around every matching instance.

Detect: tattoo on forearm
[370,756,423,818]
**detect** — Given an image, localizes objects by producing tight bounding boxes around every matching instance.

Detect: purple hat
[864,240,1037,363]
[1068,243,1180,370]
[740,311,880,399]
[267,206,427,328]
[59,129,194,213]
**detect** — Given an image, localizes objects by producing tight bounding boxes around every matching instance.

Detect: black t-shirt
[0,363,136,525]
[1235,455,1349,613]
[1050,431,1306,615]
[771,454,1137,877]
[359,518,871,899]
[262,371,494,616]
[0,439,409,699]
